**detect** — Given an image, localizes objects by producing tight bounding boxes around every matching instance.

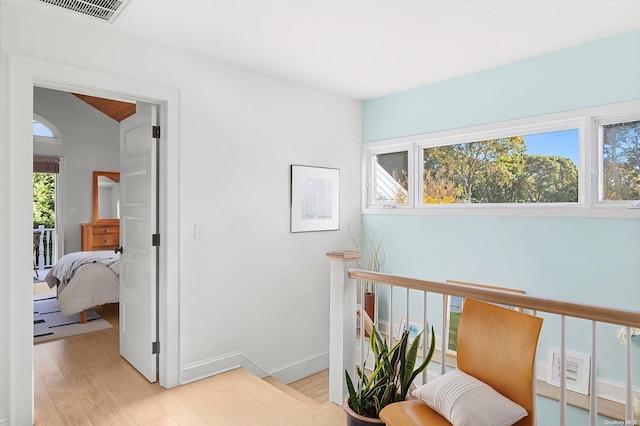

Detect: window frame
[364,142,414,209]
[415,118,585,209]
[33,113,61,144]
[594,112,640,207]
[362,100,640,218]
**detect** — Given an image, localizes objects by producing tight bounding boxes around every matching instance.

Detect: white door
[119,104,158,382]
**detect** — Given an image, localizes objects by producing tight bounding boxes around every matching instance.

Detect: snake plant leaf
[406,326,437,395]
[397,330,411,388]
[345,323,436,418]
[345,370,359,412]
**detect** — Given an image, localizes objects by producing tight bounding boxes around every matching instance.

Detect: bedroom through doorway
[8,56,180,425]
[31,85,161,412]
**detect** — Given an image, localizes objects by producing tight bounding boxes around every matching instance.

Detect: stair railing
[327,251,640,426]
[33,225,56,270]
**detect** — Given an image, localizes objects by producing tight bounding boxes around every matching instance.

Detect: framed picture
[445,280,525,352]
[397,316,423,348]
[290,165,340,232]
[545,347,591,395]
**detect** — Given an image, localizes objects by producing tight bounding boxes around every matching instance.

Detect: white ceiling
[9,0,640,100]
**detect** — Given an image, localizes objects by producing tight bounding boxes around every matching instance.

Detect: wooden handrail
[348,269,640,328]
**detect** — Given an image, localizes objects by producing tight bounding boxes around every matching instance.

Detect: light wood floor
[33,285,343,425]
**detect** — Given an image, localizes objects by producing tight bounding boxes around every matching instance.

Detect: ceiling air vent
[37,0,131,23]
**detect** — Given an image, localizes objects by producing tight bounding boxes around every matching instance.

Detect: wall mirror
[93,171,120,223]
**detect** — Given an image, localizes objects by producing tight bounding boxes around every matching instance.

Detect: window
[362,100,640,217]
[367,146,413,207]
[421,129,579,205]
[33,114,61,144]
[33,119,54,137]
[599,117,640,202]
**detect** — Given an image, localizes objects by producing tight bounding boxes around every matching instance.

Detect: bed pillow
[412,369,528,426]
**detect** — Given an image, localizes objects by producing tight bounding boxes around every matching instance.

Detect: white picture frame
[396,316,423,349]
[290,165,340,232]
[545,347,591,395]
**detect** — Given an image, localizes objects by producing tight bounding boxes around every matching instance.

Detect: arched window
[33,113,61,144]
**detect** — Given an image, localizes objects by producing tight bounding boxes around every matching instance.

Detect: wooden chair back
[379,298,543,426]
[457,298,543,426]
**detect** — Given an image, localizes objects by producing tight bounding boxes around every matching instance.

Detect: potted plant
[349,225,385,321]
[343,324,436,425]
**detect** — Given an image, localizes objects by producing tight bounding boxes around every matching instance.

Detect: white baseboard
[536,362,640,404]
[269,351,330,384]
[0,418,7,426]
[180,350,329,386]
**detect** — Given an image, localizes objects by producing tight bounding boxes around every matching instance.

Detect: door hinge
[152,125,160,138]
[152,341,160,354]
[152,234,160,246]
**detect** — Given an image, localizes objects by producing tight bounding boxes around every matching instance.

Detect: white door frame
[7,55,180,425]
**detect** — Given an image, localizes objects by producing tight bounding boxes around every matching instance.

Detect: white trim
[537,362,640,405]
[180,350,330,386]
[362,100,640,218]
[7,54,180,425]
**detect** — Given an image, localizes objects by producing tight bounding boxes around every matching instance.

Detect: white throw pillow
[412,369,528,426]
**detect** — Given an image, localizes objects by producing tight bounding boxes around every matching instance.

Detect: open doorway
[31,87,162,383]
[31,86,124,331]
[32,115,64,282]
[32,170,56,281]
[7,56,180,425]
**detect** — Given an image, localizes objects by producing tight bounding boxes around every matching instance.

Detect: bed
[45,250,120,321]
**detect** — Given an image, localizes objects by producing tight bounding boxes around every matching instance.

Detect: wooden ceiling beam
[73,93,136,122]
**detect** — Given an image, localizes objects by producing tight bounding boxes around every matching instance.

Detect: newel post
[326,250,362,405]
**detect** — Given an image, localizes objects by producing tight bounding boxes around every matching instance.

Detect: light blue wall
[361,28,640,407]
[363,29,640,142]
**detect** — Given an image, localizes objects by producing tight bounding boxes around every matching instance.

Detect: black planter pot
[342,397,386,426]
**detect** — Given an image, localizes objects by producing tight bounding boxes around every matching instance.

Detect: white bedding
[44,251,120,316]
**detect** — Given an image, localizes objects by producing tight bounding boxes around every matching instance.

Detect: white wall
[0,3,361,424]
[34,87,121,254]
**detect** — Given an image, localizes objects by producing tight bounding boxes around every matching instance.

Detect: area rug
[34,294,112,343]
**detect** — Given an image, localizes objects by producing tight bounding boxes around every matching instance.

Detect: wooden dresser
[80,222,120,251]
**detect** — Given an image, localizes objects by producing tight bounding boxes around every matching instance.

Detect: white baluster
[589,321,597,426]
[51,228,57,267]
[405,287,410,337]
[625,326,633,423]
[359,280,364,377]
[441,295,449,375]
[422,291,428,384]
[560,315,566,426]
[37,225,45,271]
[389,285,394,348]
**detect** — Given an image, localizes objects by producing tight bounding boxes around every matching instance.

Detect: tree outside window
[33,173,55,228]
[602,120,640,202]
[422,131,579,204]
